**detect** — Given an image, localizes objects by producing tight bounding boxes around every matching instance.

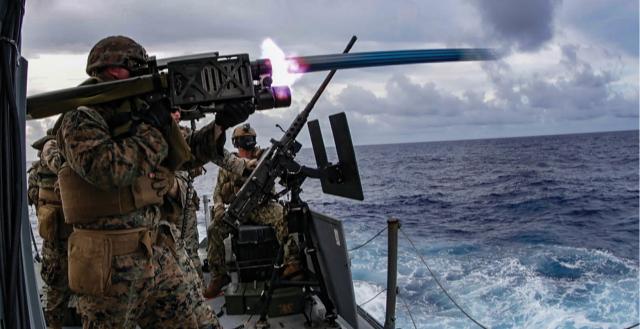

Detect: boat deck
[207,295,381,329]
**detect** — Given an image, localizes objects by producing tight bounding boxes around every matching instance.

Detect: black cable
[349,226,387,252]
[400,227,489,329]
[623,323,639,329]
[358,288,387,307]
[29,217,41,262]
[398,292,418,329]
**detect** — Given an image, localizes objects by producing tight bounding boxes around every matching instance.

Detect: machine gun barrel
[288,48,496,73]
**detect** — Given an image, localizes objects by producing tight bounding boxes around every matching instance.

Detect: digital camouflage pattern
[75,242,199,329]
[86,35,148,75]
[56,95,242,327]
[32,138,74,328]
[42,138,64,174]
[175,170,203,281]
[27,161,40,206]
[170,223,220,328]
[56,100,235,328]
[177,124,248,281]
[181,125,248,177]
[41,239,72,328]
[207,148,299,278]
[176,126,204,281]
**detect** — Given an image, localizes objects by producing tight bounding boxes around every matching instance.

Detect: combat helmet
[86,35,148,76]
[31,134,53,151]
[232,123,257,150]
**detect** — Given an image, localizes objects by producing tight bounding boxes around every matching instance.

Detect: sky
[21,0,639,159]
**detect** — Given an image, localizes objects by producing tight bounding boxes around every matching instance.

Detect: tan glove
[241,158,258,177]
[150,166,176,197]
[213,204,225,222]
[246,159,258,170]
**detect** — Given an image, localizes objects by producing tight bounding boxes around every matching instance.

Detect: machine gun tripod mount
[253,111,364,327]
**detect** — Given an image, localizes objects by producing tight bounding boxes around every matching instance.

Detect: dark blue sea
[28,130,639,328]
[286,130,639,329]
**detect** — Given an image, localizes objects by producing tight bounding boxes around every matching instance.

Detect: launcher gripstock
[26,53,292,120]
[26,47,497,120]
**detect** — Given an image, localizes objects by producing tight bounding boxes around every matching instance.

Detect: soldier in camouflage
[168,107,220,327]
[27,158,40,208]
[55,35,252,329]
[172,107,205,282]
[28,132,75,329]
[204,124,300,298]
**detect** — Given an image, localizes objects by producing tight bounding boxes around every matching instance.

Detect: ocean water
[28,130,639,328]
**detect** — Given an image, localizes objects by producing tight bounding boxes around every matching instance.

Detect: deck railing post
[384,218,399,329]
[202,194,210,229]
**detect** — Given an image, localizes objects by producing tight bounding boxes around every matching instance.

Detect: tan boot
[203,275,230,299]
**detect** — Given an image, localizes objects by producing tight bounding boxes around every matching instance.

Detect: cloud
[314,43,637,139]
[22,1,486,57]
[560,0,639,56]
[472,0,562,52]
[21,0,638,150]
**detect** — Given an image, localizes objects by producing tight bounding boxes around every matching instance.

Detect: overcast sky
[21,0,639,159]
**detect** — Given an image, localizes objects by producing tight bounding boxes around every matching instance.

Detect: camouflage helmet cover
[86,35,148,75]
[31,134,53,151]
[232,123,257,139]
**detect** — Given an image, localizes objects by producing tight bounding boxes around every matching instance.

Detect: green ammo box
[225,281,305,317]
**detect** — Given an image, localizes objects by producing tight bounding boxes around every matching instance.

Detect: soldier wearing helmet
[231,123,257,152]
[55,35,253,328]
[205,123,300,298]
[29,130,77,329]
[86,35,148,79]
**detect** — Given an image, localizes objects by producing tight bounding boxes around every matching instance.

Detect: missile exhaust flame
[260,38,302,88]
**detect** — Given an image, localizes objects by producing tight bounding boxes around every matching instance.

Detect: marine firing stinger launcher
[26,46,497,120]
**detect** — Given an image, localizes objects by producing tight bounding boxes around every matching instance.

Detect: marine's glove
[241,159,258,177]
[150,166,176,197]
[137,100,173,135]
[214,101,255,129]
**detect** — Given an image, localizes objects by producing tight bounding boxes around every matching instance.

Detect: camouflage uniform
[176,126,204,281]
[29,138,75,329]
[27,161,40,207]
[56,99,236,328]
[56,35,252,329]
[206,148,299,278]
[172,126,215,328]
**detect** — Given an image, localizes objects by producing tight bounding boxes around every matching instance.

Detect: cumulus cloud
[313,43,637,138]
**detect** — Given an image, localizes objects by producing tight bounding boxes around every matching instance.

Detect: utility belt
[58,165,163,224]
[36,188,73,240]
[68,227,157,296]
